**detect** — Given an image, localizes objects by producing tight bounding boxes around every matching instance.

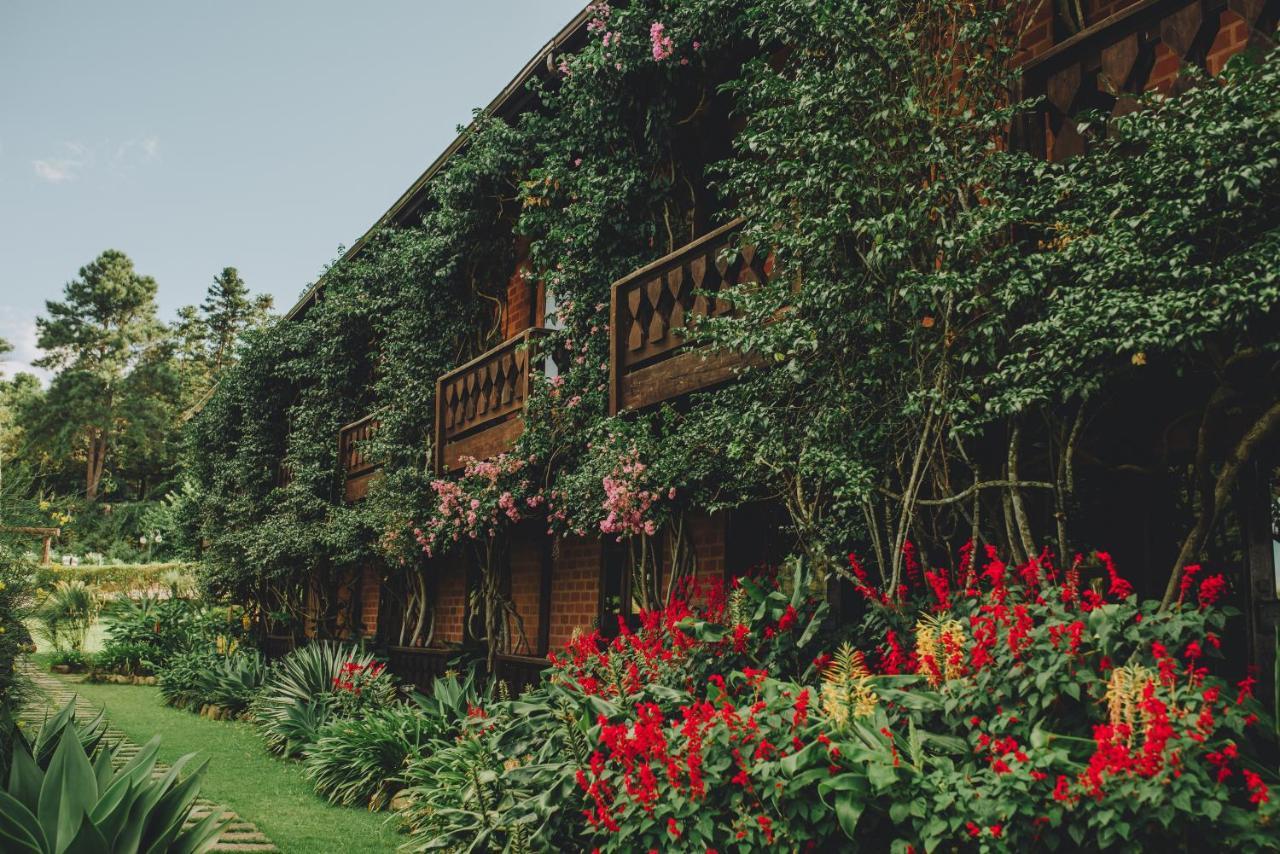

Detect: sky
[0,0,585,382]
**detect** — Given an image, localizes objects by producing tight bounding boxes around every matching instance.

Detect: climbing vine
[189,0,1280,652]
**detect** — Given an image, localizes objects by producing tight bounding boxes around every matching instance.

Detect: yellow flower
[1131,352,1147,366]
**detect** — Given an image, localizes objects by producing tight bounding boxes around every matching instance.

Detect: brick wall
[508,535,543,654]
[1016,0,1056,64]
[689,511,728,603]
[435,554,469,645]
[503,239,534,339]
[1205,10,1249,75]
[358,562,381,637]
[548,534,602,651]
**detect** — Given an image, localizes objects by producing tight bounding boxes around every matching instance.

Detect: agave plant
[303,703,445,809]
[205,651,267,714]
[0,702,224,853]
[22,698,109,769]
[250,641,393,756]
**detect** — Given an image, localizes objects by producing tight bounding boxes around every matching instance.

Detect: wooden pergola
[1,526,60,565]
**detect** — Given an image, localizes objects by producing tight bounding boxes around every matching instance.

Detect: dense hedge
[32,562,196,594]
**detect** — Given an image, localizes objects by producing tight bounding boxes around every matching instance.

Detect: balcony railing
[1018,0,1271,160]
[609,217,768,414]
[339,413,381,500]
[434,328,550,473]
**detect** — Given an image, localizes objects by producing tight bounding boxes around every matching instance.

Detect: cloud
[32,136,160,183]
[0,309,50,385]
[32,158,81,183]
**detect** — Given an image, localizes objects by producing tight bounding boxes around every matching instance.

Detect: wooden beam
[1,526,61,566]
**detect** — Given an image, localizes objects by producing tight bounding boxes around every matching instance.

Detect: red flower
[1198,574,1227,608]
[756,815,774,844]
[1236,675,1258,706]
[1097,551,1132,599]
[667,818,680,838]
[1053,775,1072,802]
[1244,769,1271,805]
[989,824,1003,839]
[1178,563,1202,605]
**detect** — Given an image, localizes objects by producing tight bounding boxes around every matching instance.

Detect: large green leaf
[59,815,108,854]
[0,789,48,853]
[834,791,864,838]
[37,727,98,854]
[8,743,44,813]
[141,757,210,854]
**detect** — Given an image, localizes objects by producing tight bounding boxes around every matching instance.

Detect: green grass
[39,672,403,854]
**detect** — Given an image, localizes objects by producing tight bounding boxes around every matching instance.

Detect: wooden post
[1,526,60,565]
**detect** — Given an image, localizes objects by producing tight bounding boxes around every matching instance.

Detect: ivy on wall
[189,0,1280,638]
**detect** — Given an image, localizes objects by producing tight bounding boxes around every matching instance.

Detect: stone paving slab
[19,662,279,852]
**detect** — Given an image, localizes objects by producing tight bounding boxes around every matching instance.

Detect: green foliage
[303,703,445,810]
[32,562,196,595]
[94,592,251,677]
[250,642,395,757]
[0,702,225,854]
[32,580,97,654]
[158,649,266,715]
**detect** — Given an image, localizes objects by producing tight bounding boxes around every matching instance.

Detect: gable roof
[283,5,592,322]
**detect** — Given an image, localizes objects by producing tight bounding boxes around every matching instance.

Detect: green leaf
[835,792,863,838]
[0,790,47,854]
[37,727,97,854]
[8,745,43,814]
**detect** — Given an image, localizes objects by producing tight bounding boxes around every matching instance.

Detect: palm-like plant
[33,580,97,653]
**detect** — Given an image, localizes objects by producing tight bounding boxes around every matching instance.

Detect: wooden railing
[339,413,381,477]
[1019,0,1274,160]
[434,328,550,473]
[339,413,380,501]
[609,217,769,414]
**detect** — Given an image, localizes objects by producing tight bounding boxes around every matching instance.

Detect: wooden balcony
[434,328,550,474]
[609,217,769,414]
[339,413,381,501]
[1019,0,1273,160]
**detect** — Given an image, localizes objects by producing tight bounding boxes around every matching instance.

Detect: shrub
[0,551,34,713]
[392,550,1280,852]
[0,701,225,853]
[90,640,158,676]
[32,580,97,653]
[31,562,196,595]
[157,649,221,710]
[251,642,395,757]
[204,650,268,714]
[304,703,445,809]
[96,593,255,680]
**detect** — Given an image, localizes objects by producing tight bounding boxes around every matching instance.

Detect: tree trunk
[1161,398,1280,609]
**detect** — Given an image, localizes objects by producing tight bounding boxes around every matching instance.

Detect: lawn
[37,669,403,854]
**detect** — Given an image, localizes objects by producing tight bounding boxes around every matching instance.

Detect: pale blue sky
[0,1,584,380]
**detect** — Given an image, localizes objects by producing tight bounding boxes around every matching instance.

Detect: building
[209,0,1278,694]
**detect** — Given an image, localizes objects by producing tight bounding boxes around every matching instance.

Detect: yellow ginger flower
[915,615,965,685]
[1105,664,1154,743]
[820,643,878,728]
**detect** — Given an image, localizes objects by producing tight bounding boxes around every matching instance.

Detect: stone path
[20,662,278,852]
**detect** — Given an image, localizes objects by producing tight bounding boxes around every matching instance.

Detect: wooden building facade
[267,0,1279,692]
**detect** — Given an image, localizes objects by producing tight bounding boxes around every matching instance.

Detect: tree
[201,267,272,376]
[34,250,167,501]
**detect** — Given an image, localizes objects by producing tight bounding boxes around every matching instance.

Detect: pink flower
[649,22,673,61]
